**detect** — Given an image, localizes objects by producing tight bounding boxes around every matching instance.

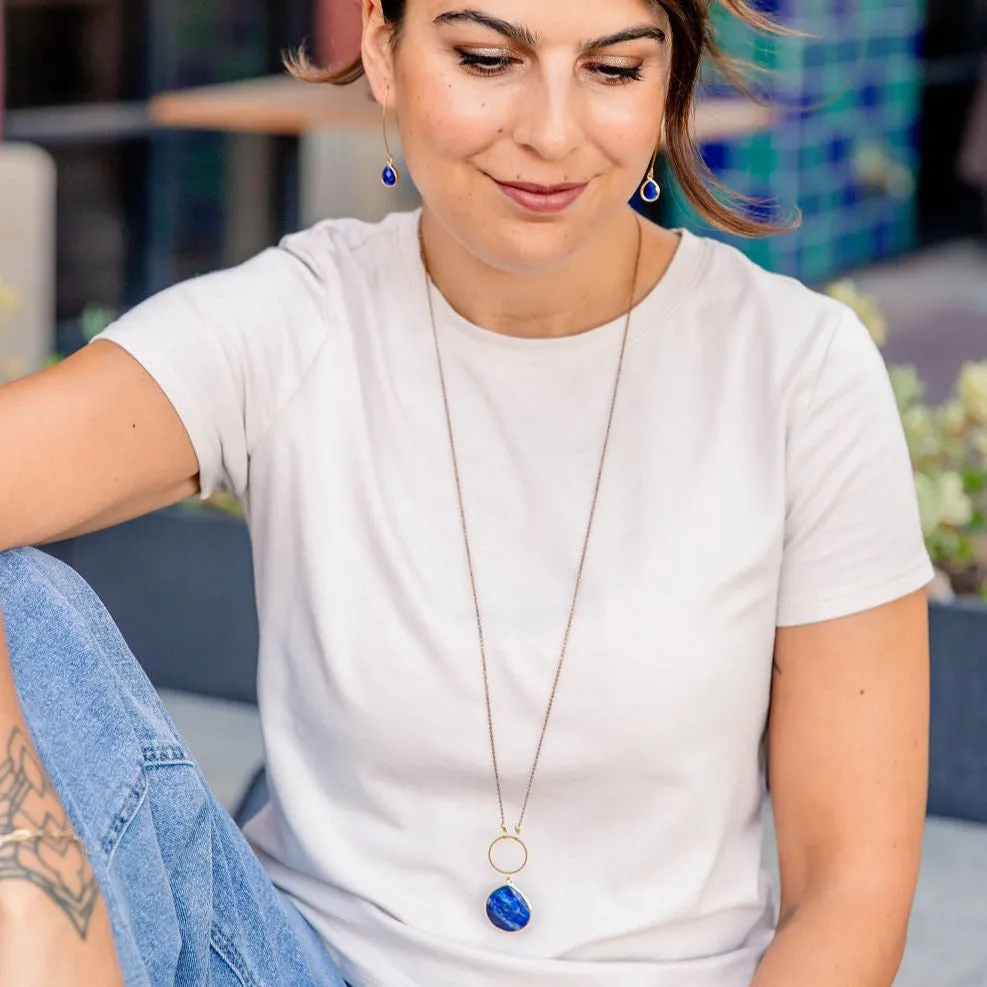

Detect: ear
[361,0,396,105]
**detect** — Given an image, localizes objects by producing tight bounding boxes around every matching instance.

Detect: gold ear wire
[639,147,661,203]
[381,93,400,188]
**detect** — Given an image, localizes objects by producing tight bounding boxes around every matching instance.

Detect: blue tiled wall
[662,0,926,283]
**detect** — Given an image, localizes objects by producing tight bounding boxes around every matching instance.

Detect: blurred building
[2,0,986,333]
[3,0,312,326]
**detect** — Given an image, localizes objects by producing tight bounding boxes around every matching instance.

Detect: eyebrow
[433,9,537,47]
[580,26,667,53]
[433,9,667,51]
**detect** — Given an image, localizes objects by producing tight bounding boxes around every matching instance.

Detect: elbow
[780,872,916,977]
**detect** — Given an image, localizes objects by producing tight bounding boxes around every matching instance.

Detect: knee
[0,547,101,644]
[1,546,90,607]
[0,547,124,691]
[0,547,173,751]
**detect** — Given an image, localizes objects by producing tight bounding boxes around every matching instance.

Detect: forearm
[0,607,123,986]
[752,885,909,987]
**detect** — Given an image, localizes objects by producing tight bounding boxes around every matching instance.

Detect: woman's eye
[590,62,644,84]
[454,50,643,83]
[457,50,516,75]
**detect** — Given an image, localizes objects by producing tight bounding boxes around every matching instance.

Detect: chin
[455,207,610,276]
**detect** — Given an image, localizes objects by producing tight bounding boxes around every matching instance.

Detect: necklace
[419,218,644,932]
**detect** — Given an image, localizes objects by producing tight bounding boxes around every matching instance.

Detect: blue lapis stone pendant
[486,882,532,932]
[486,832,531,931]
[640,177,661,203]
[381,156,400,188]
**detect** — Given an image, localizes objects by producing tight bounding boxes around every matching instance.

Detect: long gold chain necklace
[419,218,643,932]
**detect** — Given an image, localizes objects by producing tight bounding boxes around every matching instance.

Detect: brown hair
[286,1,801,238]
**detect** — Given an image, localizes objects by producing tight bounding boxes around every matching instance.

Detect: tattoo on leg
[0,727,98,938]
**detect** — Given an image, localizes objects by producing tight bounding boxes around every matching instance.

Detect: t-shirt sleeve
[776,309,935,627]
[93,234,329,500]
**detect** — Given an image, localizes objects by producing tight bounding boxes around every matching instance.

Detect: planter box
[928,598,987,824]
[43,506,259,705]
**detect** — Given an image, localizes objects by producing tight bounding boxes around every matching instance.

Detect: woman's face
[362,0,672,273]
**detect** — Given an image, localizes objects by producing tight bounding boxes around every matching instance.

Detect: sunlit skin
[360,0,684,338]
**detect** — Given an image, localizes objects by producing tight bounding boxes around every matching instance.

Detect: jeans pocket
[105,744,331,987]
[106,751,217,986]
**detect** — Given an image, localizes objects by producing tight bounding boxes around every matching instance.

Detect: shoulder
[688,231,846,338]
[681,231,878,403]
[276,209,416,291]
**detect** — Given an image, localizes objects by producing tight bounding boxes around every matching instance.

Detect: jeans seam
[100,770,147,864]
[141,742,195,768]
[9,551,185,869]
[210,923,263,987]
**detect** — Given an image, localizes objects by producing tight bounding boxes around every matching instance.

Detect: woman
[0,1,932,985]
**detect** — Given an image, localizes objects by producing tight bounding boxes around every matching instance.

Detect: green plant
[44,304,119,369]
[0,277,24,382]
[196,491,245,521]
[80,305,116,342]
[824,280,987,598]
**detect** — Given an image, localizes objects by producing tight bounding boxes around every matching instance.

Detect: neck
[419,208,652,340]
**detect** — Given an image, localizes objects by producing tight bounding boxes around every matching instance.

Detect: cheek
[583,89,666,167]
[401,64,513,163]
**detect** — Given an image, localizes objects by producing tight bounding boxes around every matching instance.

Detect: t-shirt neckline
[396,209,707,361]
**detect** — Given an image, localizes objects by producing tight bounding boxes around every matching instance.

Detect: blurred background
[1,2,987,984]
[1,0,985,330]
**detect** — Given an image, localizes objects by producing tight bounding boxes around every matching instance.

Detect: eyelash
[456,51,644,85]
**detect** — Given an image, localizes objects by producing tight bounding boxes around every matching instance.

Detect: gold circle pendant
[488,833,528,878]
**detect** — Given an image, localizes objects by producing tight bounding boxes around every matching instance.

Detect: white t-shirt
[97,210,933,987]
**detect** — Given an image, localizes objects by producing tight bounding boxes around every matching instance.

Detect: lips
[493,178,589,214]
[499,180,586,195]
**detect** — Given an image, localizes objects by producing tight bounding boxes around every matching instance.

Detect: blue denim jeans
[0,547,348,986]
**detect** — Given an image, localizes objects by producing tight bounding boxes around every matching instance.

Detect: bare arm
[0,339,200,553]
[0,330,199,979]
[0,610,124,985]
[752,590,929,986]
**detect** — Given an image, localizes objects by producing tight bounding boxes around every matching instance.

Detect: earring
[381,95,400,188]
[639,148,661,203]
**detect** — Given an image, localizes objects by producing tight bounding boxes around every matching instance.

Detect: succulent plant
[825,279,987,599]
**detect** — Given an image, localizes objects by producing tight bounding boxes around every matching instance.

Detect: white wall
[0,143,56,378]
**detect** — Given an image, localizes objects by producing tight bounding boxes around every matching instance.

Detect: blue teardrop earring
[639,148,661,203]
[381,94,400,189]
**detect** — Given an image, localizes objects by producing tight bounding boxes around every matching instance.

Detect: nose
[512,64,585,163]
